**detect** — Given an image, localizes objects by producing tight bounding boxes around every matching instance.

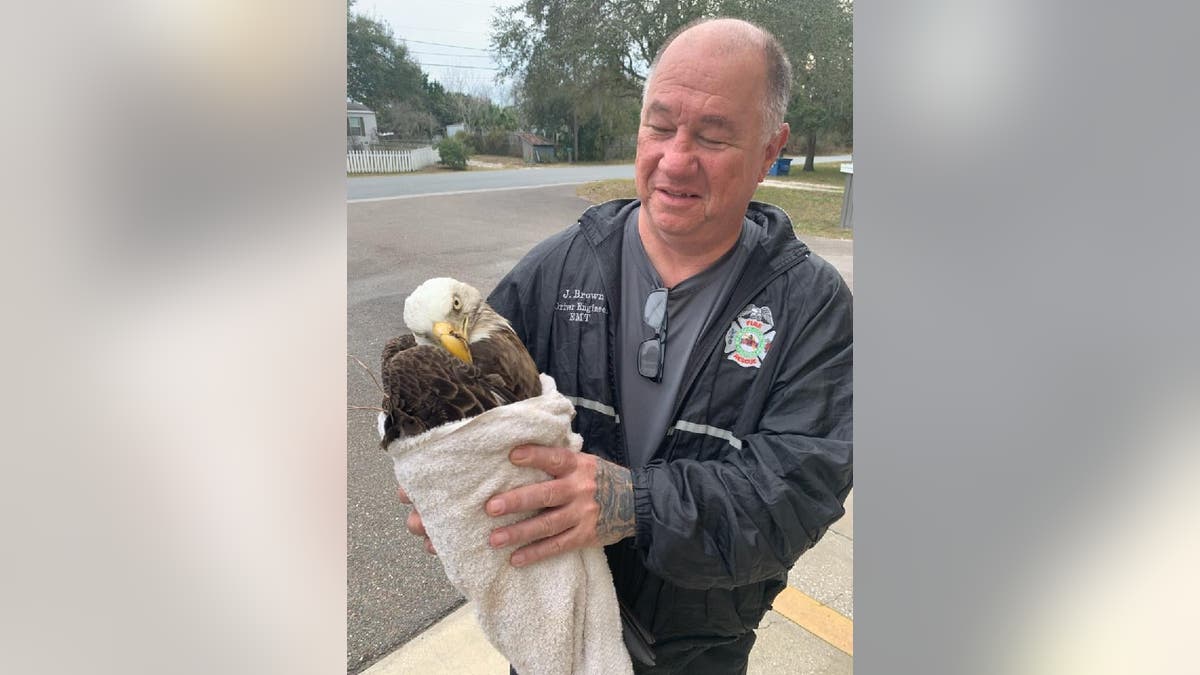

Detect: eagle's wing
[469,326,541,402]
[382,333,417,364]
[380,338,513,448]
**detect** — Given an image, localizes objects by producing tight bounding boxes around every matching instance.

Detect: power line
[391,25,489,35]
[409,51,495,59]
[419,62,501,70]
[400,37,491,52]
[430,0,512,7]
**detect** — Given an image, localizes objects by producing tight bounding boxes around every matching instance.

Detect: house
[445,122,466,139]
[515,132,556,163]
[347,102,379,150]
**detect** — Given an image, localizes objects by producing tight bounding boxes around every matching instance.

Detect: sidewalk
[365,493,853,675]
[365,237,854,675]
[761,178,844,193]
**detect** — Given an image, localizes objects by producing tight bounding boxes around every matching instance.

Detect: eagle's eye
[452,296,462,311]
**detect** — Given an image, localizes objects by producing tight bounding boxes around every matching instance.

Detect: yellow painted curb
[771,586,853,655]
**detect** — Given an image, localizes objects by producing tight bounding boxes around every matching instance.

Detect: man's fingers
[489,506,573,550]
[399,488,430,550]
[486,478,571,517]
[484,445,580,516]
[508,444,574,476]
[406,510,427,538]
[509,528,581,567]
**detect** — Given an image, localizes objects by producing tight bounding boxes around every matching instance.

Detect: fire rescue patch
[724,304,776,368]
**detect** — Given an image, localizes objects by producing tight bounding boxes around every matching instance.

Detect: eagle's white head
[402,277,509,363]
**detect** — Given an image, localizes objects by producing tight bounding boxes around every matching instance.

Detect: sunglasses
[638,288,669,382]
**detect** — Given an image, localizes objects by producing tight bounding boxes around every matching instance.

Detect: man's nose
[658,133,697,175]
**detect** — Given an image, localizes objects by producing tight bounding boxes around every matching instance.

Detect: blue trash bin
[774,158,792,176]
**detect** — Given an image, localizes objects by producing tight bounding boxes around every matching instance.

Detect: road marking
[347,182,588,203]
[771,586,853,655]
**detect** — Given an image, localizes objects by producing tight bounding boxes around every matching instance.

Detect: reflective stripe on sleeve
[668,420,743,450]
[563,395,621,424]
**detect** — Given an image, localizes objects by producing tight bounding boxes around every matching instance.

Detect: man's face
[635,36,786,243]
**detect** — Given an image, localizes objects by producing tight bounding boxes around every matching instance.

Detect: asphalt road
[347,183,598,673]
[346,155,851,202]
[347,164,635,201]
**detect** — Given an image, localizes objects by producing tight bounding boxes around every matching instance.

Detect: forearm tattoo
[594,460,636,545]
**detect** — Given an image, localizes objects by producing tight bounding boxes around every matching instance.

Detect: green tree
[491,0,852,169]
[493,0,644,161]
[422,79,457,128]
[445,90,495,132]
[757,0,853,170]
[347,5,452,140]
[376,99,439,139]
[347,13,424,112]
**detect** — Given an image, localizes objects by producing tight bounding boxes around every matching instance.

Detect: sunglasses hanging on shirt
[638,287,669,382]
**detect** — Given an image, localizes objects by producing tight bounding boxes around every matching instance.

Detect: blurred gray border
[857,1,1200,672]
[10,2,1199,673]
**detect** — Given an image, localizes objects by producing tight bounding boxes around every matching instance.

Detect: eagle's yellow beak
[432,321,472,363]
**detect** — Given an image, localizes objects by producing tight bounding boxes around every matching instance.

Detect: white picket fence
[347,146,440,174]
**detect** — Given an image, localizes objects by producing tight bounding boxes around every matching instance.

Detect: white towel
[386,374,633,675]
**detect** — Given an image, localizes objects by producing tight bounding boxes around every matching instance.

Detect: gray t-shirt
[618,206,761,468]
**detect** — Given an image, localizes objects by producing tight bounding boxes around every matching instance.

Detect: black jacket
[489,199,853,652]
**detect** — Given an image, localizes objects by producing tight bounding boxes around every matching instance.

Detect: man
[402,17,852,674]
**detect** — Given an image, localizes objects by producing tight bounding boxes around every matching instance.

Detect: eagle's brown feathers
[467,325,540,402]
[379,340,517,448]
[378,277,540,449]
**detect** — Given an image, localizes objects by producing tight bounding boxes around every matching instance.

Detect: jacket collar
[575,198,816,445]
[578,198,811,266]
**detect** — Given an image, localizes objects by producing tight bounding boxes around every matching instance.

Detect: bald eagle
[379,277,540,448]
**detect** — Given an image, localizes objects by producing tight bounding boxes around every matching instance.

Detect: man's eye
[699,137,726,147]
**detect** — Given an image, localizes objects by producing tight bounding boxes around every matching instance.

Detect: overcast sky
[353,0,522,101]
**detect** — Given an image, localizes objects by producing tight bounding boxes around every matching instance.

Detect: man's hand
[486,444,635,567]
[396,486,437,555]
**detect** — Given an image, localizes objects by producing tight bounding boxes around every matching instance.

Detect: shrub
[436,136,470,170]
[454,130,476,153]
[477,129,512,156]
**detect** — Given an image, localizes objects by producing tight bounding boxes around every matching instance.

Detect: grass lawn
[576,172,851,241]
[768,160,849,187]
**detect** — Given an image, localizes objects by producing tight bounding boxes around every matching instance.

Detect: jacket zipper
[578,201,807,466]
[662,246,810,462]
[582,215,632,468]
[607,308,630,467]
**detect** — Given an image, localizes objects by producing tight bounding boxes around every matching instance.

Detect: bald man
[403,18,853,673]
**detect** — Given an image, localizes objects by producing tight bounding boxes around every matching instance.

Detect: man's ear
[759,123,791,181]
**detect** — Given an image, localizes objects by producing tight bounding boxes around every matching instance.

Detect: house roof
[515,132,554,146]
[347,101,374,113]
